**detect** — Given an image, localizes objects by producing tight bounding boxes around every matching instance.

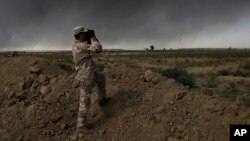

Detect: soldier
[72,26,109,131]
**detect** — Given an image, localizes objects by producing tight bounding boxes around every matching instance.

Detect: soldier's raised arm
[89,41,102,54]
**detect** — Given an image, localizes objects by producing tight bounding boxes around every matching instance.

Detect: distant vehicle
[5,51,18,57]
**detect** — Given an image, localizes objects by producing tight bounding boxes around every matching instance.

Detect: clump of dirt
[0,56,249,141]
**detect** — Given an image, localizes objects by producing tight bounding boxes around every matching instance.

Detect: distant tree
[150,45,155,51]
[229,46,232,50]
[163,48,166,51]
[145,48,149,51]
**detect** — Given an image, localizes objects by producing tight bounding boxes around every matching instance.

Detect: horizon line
[1,47,250,52]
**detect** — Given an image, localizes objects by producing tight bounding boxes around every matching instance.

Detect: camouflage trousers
[77,72,106,128]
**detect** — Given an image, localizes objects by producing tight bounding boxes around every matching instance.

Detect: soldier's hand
[88,29,99,43]
[88,30,95,38]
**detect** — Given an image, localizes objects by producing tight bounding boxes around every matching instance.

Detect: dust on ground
[0,50,249,141]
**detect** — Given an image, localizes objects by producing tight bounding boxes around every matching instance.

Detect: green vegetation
[125,61,139,68]
[155,67,196,88]
[217,69,250,77]
[6,49,249,99]
[205,74,217,88]
[220,82,240,99]
[95,63,105,72]
[107,49,250,59]
[202,74,218,95]
[241,61,250,70]
[57,63,74,72]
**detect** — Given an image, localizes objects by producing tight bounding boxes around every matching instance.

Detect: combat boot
[76,125,91,138]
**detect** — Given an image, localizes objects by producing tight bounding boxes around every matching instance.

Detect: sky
[0,0,250,50]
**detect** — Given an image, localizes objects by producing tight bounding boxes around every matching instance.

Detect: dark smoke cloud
[0,0,249,50]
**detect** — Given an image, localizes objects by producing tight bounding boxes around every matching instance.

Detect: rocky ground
[0,56,249,141]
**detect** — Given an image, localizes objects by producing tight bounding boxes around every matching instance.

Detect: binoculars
[85,29,95,44]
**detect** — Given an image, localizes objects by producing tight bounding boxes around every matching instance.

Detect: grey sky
[0,0,250,50]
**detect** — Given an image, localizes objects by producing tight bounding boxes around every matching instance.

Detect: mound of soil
[0,56,249,141]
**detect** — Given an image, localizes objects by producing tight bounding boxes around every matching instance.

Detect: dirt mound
[0,56,249,141]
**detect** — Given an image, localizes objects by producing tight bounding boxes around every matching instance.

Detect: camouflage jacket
[72,40,102,81]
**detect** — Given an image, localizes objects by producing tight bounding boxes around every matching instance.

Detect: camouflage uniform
[72,40,106,128]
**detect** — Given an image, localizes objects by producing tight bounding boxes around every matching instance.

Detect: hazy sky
[0,0,250,50]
